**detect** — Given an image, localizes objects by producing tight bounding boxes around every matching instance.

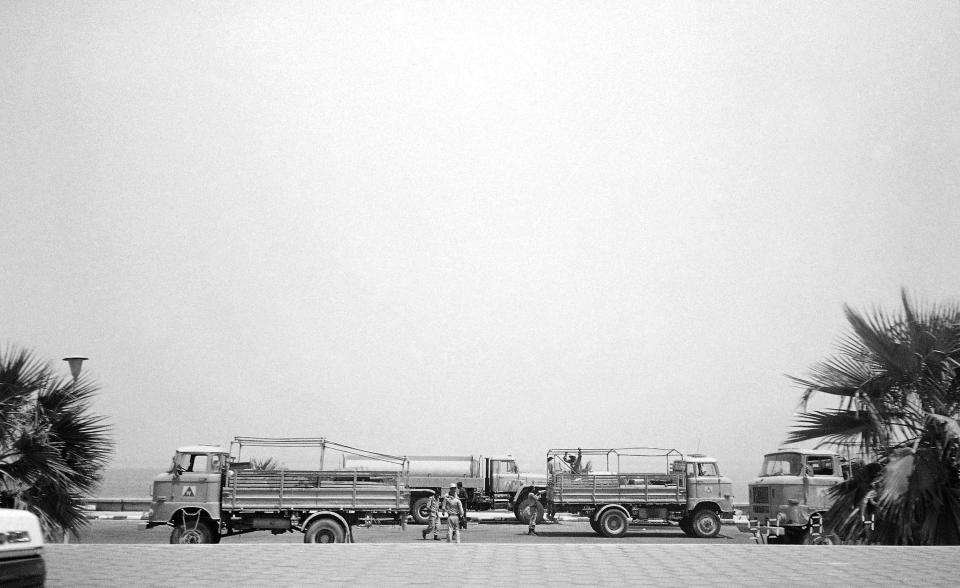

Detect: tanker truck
[342,454,547,523]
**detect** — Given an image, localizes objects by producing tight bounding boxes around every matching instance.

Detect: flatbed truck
[532,447,735,538]
[142,437,410,543]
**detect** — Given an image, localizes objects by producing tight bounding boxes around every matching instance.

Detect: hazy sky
[3,1,960,496]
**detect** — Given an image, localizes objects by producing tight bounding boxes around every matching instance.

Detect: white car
[0,508,45,587]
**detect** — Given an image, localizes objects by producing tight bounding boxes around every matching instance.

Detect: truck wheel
[690,510,721,538]
[412,497,431,525]
[589,517,601,534]
[170,520,216,544]
[598,509,629,538]
[515,500,545,524]
[304,518,346,544]
[802,531,840,545]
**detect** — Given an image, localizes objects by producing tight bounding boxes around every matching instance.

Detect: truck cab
[672,455,735,515]
[144,445,228,541]
[737,448,846,544]
[485,455,545,497]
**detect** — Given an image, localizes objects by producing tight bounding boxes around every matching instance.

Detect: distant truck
[735,447,847,544]
[528,447,735,538]
[343,454,547,524]
[142,437,410,544]
[0,508,45,587]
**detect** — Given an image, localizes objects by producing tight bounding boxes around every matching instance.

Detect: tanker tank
[342,455,478,477]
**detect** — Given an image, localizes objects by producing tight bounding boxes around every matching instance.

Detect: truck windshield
[697,463,719,476]
[169,453,210,473]
[760,453,802,476]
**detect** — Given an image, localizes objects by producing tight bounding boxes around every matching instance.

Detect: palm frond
[785,409,871,447]
[0,344,113,537]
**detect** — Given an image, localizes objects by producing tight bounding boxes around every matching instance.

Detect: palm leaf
[785,409,871,446]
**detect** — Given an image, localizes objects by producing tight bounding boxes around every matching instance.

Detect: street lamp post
[59,356,88,544]
[62,357,88,383]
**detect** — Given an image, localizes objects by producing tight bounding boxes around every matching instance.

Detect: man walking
[421,489,441,540]
[441,483,465,543]
[523,491,543,536]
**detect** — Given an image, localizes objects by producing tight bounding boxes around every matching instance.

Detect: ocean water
[94,467,159,498]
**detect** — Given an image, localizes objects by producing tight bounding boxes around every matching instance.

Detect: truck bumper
[733,518,788,536]
[0,553,45,588]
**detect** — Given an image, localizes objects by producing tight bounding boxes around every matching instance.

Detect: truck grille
[751,486,769,504]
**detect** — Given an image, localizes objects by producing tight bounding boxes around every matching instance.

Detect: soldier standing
[441,483,465,543]
[421,490,441,540]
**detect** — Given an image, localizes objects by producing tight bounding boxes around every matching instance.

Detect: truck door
[170,453,220,505]
[803,455,841,510]
[491,460,522,494]
[689,462,722,501]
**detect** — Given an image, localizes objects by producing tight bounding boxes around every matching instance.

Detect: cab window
[760,453,802,476]
[806,456,834,476]
[189,454,209,472]
[697,463,718,476]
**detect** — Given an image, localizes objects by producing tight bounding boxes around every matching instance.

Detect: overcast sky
[3,1,960,496]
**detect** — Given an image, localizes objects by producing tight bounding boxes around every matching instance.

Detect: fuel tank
[343,455,478,477]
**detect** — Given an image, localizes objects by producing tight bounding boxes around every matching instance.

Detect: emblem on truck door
[182,486,196,497]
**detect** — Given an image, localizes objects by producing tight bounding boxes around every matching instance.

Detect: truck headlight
[0,530,31,544]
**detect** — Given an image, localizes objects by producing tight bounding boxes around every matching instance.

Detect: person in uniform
[421,489,441,540]
[523,491,543,535]
[441,483,465,543]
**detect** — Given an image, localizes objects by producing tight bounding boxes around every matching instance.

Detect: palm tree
[0,345,113,540]
[786,291,960,544]
[249,456,283,470]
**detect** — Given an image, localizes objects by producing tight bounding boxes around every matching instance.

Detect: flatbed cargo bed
[222,470,409,512]
[549,472,687,505]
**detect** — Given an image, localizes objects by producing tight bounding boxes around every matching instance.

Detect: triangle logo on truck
[182,486,196,497]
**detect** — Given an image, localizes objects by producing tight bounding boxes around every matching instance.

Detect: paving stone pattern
[45,544,960,587]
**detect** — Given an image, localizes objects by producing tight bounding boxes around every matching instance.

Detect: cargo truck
[142,437,410,544]
[342,454,547,524]
[735,447,847,544]
[525,447,735,538]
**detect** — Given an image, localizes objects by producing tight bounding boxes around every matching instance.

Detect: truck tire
[170,519,217,544]
[304,518,346,543]
[589,516,601,534]
[598,509,629,538]
[514,500,545,524]
[690,510,721,538]
[412,497,431,525]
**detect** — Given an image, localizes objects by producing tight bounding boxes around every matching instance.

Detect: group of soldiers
[420,484,468,543]
[420,485,547,543]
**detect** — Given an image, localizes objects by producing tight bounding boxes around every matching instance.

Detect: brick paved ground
[45,544,960,587]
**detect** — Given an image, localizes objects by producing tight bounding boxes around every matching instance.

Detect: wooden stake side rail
[223,470,410,512]
[549,473,687,504]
